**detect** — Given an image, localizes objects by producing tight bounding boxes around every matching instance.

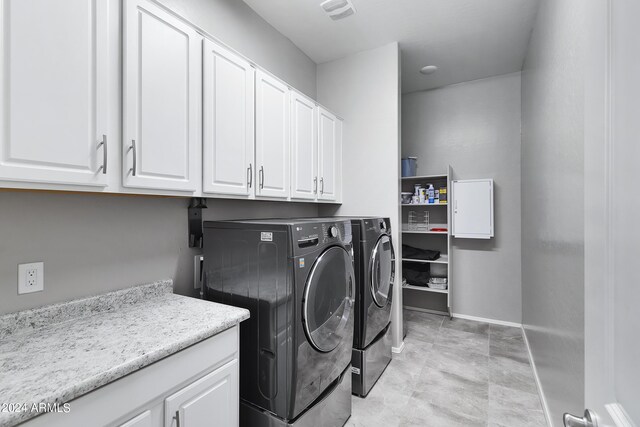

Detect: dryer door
[303,246,355,353]
[370,235,395,308]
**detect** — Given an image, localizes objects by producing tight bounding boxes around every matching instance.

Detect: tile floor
[347,310,547,427]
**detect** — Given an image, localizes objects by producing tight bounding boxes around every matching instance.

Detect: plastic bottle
[427,184,435,204]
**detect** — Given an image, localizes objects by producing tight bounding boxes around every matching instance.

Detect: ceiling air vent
[320,0,356,20]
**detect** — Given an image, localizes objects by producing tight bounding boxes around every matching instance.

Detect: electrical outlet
[18,262,44,294]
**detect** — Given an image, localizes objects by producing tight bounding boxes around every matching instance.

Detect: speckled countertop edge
[0,281,250,427]
[0,279,173,339]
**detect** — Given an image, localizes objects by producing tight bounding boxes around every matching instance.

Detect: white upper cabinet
[255,70,290,199]
[290,91,318,200]
[318,107,342,201]
[452,179,494,239]
[202,39,255,197]
[123,0,201,192]
[1,0,342,201]
[0,0,109,187]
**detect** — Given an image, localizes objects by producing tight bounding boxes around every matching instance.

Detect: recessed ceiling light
[321,0,356,20]
[420,65,438,75]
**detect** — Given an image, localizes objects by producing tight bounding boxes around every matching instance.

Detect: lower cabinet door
[119,410,153,427]
[165,359,238,427]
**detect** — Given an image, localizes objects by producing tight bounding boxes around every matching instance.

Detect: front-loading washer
[203,218,355,427]
[350,217,395,397]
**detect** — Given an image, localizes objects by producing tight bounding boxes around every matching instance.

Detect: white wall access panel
[290,91,318,200]
[123,0,201,192]
[0,0,109,187]
[202,39,255,197]
[452,179,494,239]
[255,69,290,199]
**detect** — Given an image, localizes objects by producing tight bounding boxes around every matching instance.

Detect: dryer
[350,217,395,397]
[203,218,355,427]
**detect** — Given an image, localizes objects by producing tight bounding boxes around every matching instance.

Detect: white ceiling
[241,0,540,93]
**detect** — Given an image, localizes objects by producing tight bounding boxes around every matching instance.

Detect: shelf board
[402,254,449,264]
[401,174,448,181]
[401,203,447,207]
[403,284,449,294]
[402,229,448,235]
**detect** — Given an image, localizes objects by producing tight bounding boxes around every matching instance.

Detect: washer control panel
[293,221,352,249]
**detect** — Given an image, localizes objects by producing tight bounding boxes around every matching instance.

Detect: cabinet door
[255,70,290,199]
[0,0,109,187]
[123,0,200,192]
[290,91,318,200]
[202,39,255,196]
[165,359,239,427]
[119,410,152,427]
[318,107,341,201]
[452,179,494,239]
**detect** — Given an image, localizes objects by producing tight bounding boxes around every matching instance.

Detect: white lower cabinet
[23,327,240,427]
[165,360,238,427]
[119,411,153,427]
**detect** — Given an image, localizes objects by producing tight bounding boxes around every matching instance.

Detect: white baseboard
[522,326,553,427]
[451,312,522,328]
[403,305,449,316]
[606,403,637,427]
[403,307,522,327]
[391,341,405,354]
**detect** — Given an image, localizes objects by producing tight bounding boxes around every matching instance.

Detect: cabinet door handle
[97,134,107,174]
[314,176,318,194]
[173,410,181,427]
[259,166,264,189]
[247,164,253,188]
[129,139,137,176]
[320,177,324,194]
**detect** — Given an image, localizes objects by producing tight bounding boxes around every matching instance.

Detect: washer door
[303,246,355,353]
[370,235,395,308]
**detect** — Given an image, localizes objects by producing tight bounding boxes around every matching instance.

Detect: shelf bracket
[188,198,207,248]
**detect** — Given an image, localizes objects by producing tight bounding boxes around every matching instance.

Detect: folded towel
[402,244,440,261]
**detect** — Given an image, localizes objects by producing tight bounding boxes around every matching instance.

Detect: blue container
[401,157,417,177]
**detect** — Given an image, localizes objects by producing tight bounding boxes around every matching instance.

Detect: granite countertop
[0,280,249,427]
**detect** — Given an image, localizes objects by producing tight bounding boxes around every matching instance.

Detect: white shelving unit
[401,165,452,317]
[402,254,449,264]
[400,203,448,207]
[403,284,448,294]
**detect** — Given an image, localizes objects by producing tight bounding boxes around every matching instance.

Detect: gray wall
[521,0,585,423]
[0,0,320,315]
[0,192,317,315]
[157,0,317,98]
[0,192,193,314]
[316,43,403,348]
[402,73,522,324]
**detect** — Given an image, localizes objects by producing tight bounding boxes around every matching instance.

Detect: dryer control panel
[292,221,353,255]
